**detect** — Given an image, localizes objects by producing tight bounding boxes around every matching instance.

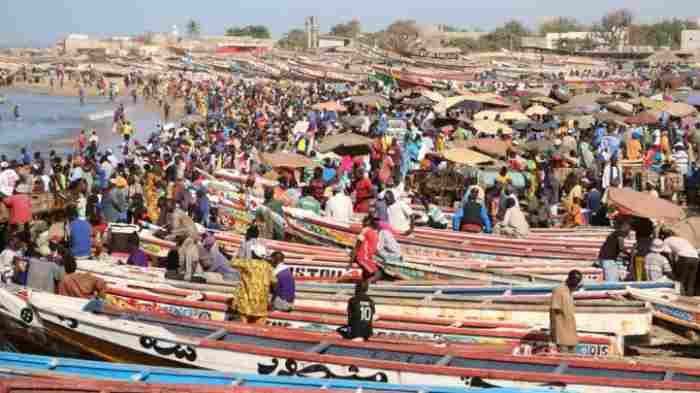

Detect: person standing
[338,281,375,342]
[270,251,295,312]
[229,243,277,325]
[597,222,630,282]
[67,207,92,259]
[645,239,673,282]
[550,270,583,353]
[660,228,700,296]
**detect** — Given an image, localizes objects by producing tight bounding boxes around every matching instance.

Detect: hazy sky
[1,0,698,46]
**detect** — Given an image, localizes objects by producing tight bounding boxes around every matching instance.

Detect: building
[318,35,354,50]
[682,30,700,51]
[59,34,138,55]
[212,36,275,55]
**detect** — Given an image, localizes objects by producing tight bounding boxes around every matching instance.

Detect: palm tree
[186,19,201,38]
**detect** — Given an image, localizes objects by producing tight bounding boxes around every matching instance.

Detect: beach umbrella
[453,138,511,158]
[639,97,667,111]
[435,94,509,112]
[568,93,606,107]
[260,152,318,169]
[349,95,390,108]
[525,105,550,116]
[471,119,513,135]
[499,111,529,122]
[670,217,700,248]
[474,110,501,121]
[316,132,373,156]
[625,111,659,125]
[564,115,595,129]
[312,101,347,112]
[529,96,558,106]
[605,101,634,116]
[593,112,628,126]
[403,96,434,107]
[607,187,685,223]
[442,148,493,166]
[663,102,697,118]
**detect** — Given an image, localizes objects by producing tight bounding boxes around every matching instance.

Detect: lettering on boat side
[58,316,78,329]
[20,308,33,325]
[287,265,353,278]
[139,337,197,362]
[258,358,388,382]
[654,304,693,322]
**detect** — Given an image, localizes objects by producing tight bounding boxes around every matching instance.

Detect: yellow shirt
[230,258,277,317]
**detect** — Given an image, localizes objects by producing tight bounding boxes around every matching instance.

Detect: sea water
[0,90,163,158]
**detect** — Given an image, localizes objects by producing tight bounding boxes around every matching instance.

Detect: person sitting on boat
[57,254,106,299]
[419,198,448,230]
[385,190,414,233]
[494,197,530,238]
[125,239,148,268]
[269,251,294,312]
[297,186,321,216]
[645,239,673,282]
[338,281,376,342]
[199,234,239,281]
[549,270,582,354]
[453,188,491,233]
[229,242,277,325]
[325,185,353,223]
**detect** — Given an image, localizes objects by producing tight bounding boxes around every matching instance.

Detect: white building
[681,30,700,51]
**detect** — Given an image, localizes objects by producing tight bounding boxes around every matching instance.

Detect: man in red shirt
[3,183,32,240]
[353,168,373,214]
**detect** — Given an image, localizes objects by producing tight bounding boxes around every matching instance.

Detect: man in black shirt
[338,281,375,341]
[597,222,630,282]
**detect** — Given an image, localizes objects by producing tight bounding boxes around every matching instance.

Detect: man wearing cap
[550,270,583,353]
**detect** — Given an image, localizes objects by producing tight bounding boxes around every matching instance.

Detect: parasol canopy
[529,96,558,106]
[442,148,494,166]
[568,93,607,107]
[605,101,634,116]
[670,216,700,248]
[525,104,550,116]
[607,187,685,223]
[311,101,347,112]
[260,152,318,169]
[625,111,659,125]
[316,132,373,156]
[435,94,509,112]
[471,119,513,135]
[663,102,697,118]
[349,95,390,108]
[453,138,511,158]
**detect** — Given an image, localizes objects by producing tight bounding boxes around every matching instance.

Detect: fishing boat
[627,288,700,333]
[20,292,700,392]
[0,352,566,393]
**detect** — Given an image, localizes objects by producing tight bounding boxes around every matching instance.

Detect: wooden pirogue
[209,172,607,259]
[137,229,601,285]
[93,283,624,357]
[19,292,700,392]
[627,288,700,335]
[0,352,564,393]
[70,262,657,339]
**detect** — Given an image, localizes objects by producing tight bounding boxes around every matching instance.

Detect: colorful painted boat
[22,292,700,392]
[0,352,568,393]
[627,288,700,333]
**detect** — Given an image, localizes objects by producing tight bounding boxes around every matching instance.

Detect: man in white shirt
[325,186,353,223]
[661,229,699,296]
[386,190,413,233]
[495,197,530,238]
[601,157,622,190]
[0,162,19,197]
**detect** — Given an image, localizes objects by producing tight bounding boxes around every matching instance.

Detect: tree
[539,17,583,35]
[480,20,530,50]
[186,19,201,38]
[225,25,271,39]
[591,9,633,50]
[378,19,420,55]
[330,19,361,37]
[277,29,307,50]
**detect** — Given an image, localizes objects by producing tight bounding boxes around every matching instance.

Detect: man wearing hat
[644,239,673,282]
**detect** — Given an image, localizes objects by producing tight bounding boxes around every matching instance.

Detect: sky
[0,0,698,47]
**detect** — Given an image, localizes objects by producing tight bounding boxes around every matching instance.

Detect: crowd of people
[0,63,698,343]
